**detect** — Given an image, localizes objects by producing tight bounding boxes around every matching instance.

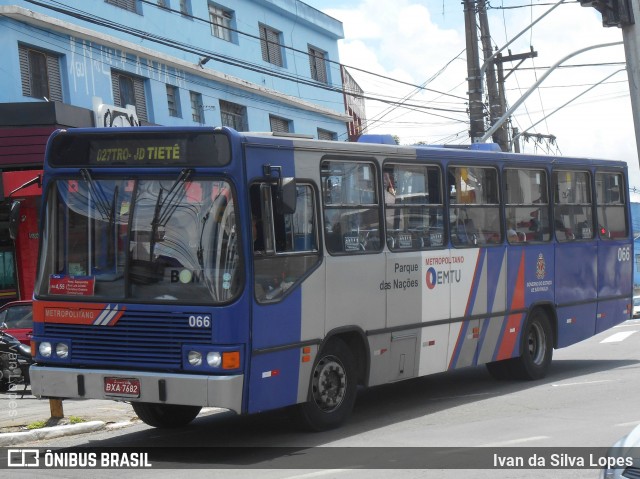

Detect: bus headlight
[55,342,69,359]
[206,352,221,367]
[39,342,52,358]
[187,350,202,366]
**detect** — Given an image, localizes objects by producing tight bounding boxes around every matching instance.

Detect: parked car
[633,296,640,319]
[0,300,33,346]
[601,423,640,478]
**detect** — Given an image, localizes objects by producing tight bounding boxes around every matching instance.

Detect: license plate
[104,377,140,397]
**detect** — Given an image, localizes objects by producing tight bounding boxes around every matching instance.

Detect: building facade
[0,0,349,136]
[0,0,352,301]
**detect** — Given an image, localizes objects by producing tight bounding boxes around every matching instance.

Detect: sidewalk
[0,388,140,445]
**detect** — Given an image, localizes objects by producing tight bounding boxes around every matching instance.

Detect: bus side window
[251,182,320,303]
[383,163,444,251]
[448,166,500,247]
[321,159,381,255]
[552,170,592,243]
[504,168,551,243]
[596,171,628,239]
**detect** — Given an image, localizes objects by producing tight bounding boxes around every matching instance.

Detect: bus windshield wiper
[152,168,193,228]
[80,168,114,222]
[149,168,193,257]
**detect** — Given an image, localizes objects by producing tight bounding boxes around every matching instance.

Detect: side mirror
[276,177,297,215]
[8,200,20,241]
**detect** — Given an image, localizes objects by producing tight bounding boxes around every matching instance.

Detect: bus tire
[511,309,553,380]
[296,338,357,431]
[131,402,201,428]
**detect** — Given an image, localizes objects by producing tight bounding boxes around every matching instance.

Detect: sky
[302,0,640,198]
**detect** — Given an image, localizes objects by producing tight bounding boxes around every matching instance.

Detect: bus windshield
[35,175,241,304]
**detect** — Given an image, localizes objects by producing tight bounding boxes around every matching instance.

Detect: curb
[0,421,106,446]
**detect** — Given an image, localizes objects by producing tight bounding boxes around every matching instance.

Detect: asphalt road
[3,318,640,478]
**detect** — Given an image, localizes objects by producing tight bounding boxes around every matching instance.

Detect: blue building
[0,0,352,137]
[0,0,364,302]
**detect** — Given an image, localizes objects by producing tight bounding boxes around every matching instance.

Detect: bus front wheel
[131,402,201,428]
[296,338,357,431]
[510,309,553,380]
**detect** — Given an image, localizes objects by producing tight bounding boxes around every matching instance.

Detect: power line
[27,0,469,103]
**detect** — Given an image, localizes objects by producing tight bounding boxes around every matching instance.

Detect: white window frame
[209,4,232,41]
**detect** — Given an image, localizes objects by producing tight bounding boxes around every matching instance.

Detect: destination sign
[91,140,187,164]
[47,129,231,167]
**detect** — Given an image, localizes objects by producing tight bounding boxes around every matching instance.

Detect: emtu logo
[426,267,462,289]
[426,267,438,290]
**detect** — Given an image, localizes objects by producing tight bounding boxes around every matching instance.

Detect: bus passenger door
[247,179,324,414]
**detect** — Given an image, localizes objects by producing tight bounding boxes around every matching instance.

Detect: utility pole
[464,0,485,143]
[512,127,520,153]
[621,3,640,170]
[477,0,508,151]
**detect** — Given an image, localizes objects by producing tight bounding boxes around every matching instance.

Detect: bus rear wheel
[296,338,357,431]
[510,309,553,380]
[131,402,201,428]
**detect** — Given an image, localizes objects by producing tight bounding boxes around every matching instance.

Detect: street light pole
[511,69,626,149]
[479,42,623,143]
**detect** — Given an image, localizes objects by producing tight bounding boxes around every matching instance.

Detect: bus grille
[42,309,211,370]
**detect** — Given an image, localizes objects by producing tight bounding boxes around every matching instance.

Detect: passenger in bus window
[507,220,519,243]
[554,219,574,240]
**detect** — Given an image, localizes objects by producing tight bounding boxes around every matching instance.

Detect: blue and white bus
[30,126,632,430]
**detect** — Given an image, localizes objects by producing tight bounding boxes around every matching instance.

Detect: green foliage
[26,420,47,430]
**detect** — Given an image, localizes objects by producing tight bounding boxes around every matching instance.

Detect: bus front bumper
[29,365,244,413]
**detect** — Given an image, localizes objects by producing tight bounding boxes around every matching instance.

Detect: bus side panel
[521,244,555,306]
[448,248,507,369]
[555,243,598,348]
[248,281,304,414]
[475,249,509,365]
[247,348,300,414]
[491,246,527,361]
[596,240,633,333]
[325,255,386,334]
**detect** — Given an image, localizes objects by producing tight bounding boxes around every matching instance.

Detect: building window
[166,85,180,118]
[317,129,336,141]
[220,100,247,131]
[111,70,148,122]
[209,4,232,41]
[308,46,327,83]
[269,115,290,134]
[190,91,203,123]
[19,45,63,102]
[105,0,137,13]
[180,0,190,15]
[259,24,283,67]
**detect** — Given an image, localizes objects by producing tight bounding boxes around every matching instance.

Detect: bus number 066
[188,315,211,328]
[618,246,631,262]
